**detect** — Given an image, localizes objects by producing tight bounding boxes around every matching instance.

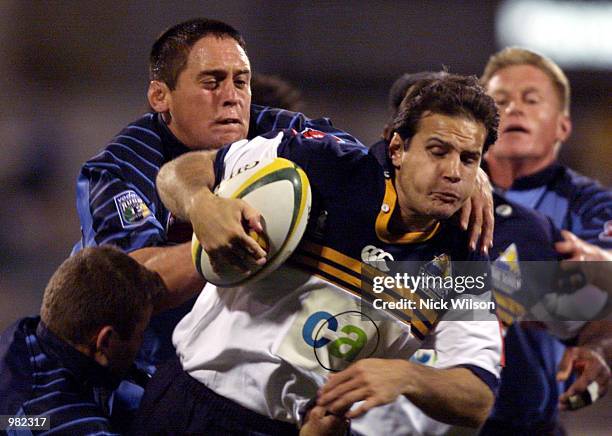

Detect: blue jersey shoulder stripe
[107,142,161,171]
[124,125,162,142]
[33,368,72,377]
[255,106,270,126]
[90,178,122,206]
[84,160,122,174]
[91,195,121,218]
[98,151,155,190]
[287,112,302,130]
[24,390,62,407]
[40,416,111,435]
[271,109,288,131]
[32,378,67,390]
[44,402,100,417]
[114,134,163,160]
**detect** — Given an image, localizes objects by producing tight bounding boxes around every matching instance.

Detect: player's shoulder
[494,192,557,235]
[83,113,167,172]
[492,192,561,259]
[555,164,610,200]
[108,112,164,152]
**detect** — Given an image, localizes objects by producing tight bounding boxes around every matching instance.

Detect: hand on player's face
[459,167,494,254]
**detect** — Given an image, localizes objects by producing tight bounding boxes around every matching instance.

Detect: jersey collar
[155,113,191,161]
[36,319,122,391]
[483,160,564,192]
[375,178,441,244]
[510,162,564,190]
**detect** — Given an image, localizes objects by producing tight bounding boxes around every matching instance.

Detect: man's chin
[191,132,247,150]
[428,205,461,221]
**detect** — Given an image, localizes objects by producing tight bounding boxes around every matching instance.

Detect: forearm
[130,243,204,313]
[578,320,612,366]
[402,364,494,427]
[156,150,217,222]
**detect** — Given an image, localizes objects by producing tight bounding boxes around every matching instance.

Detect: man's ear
[389,132,404,168]
[93,325,115,367]
[557,114,572,143]
[147,80,171,113]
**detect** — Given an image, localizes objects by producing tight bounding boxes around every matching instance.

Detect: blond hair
[481,47,570,114]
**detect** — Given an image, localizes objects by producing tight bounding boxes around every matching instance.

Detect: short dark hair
[383,71,450,140]
[41,246,165,345]
[149,18,247,90]
[391,74,499,154]
[251,73,303,111]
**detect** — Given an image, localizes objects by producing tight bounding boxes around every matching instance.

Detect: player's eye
[461,154,478,166]
[202,80,218,89]
[429,146,446,157]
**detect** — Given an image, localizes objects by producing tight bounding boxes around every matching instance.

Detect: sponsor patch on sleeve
[114,190,151,228]
[299,127,344,143]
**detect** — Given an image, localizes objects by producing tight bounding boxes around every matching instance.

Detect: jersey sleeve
[568,178,612,248]
[74,160,166,253]
[428,316,503,391]
[249,104,364,146]
[214,129,370,195]
[424,251,503,390]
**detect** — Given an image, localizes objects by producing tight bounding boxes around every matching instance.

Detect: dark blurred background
[0,1,610,432]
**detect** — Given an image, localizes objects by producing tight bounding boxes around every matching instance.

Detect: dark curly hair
[391,74,499,154]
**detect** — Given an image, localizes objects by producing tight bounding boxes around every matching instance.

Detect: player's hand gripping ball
[192,157,311,286]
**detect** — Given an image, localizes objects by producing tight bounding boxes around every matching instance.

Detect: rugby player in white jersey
[134,74,503,435]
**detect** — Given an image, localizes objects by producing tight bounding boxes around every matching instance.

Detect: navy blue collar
[510,163,564,190]
[484,161,565,191]
[36,320,121,391]
[154,112,192,162]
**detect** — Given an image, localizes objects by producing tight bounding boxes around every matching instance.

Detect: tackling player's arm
[459,167,494,254]
[156,150,266,272]
[317,358,494,428]
[129,244,204,313]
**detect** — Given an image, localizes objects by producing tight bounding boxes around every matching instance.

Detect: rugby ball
[192,157,311,287]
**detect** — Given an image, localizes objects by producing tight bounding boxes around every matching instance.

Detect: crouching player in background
[0,246,166,434]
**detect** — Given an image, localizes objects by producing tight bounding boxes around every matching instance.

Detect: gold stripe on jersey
[493,291,526,326]
[375,179,442,244]
[294,241,447,339]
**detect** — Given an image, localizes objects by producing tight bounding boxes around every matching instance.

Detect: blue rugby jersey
[0,317,128,435]
[74,105,361,254]
[501,163,612,249]
[482,193,569,434]
[73,106,361,370]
